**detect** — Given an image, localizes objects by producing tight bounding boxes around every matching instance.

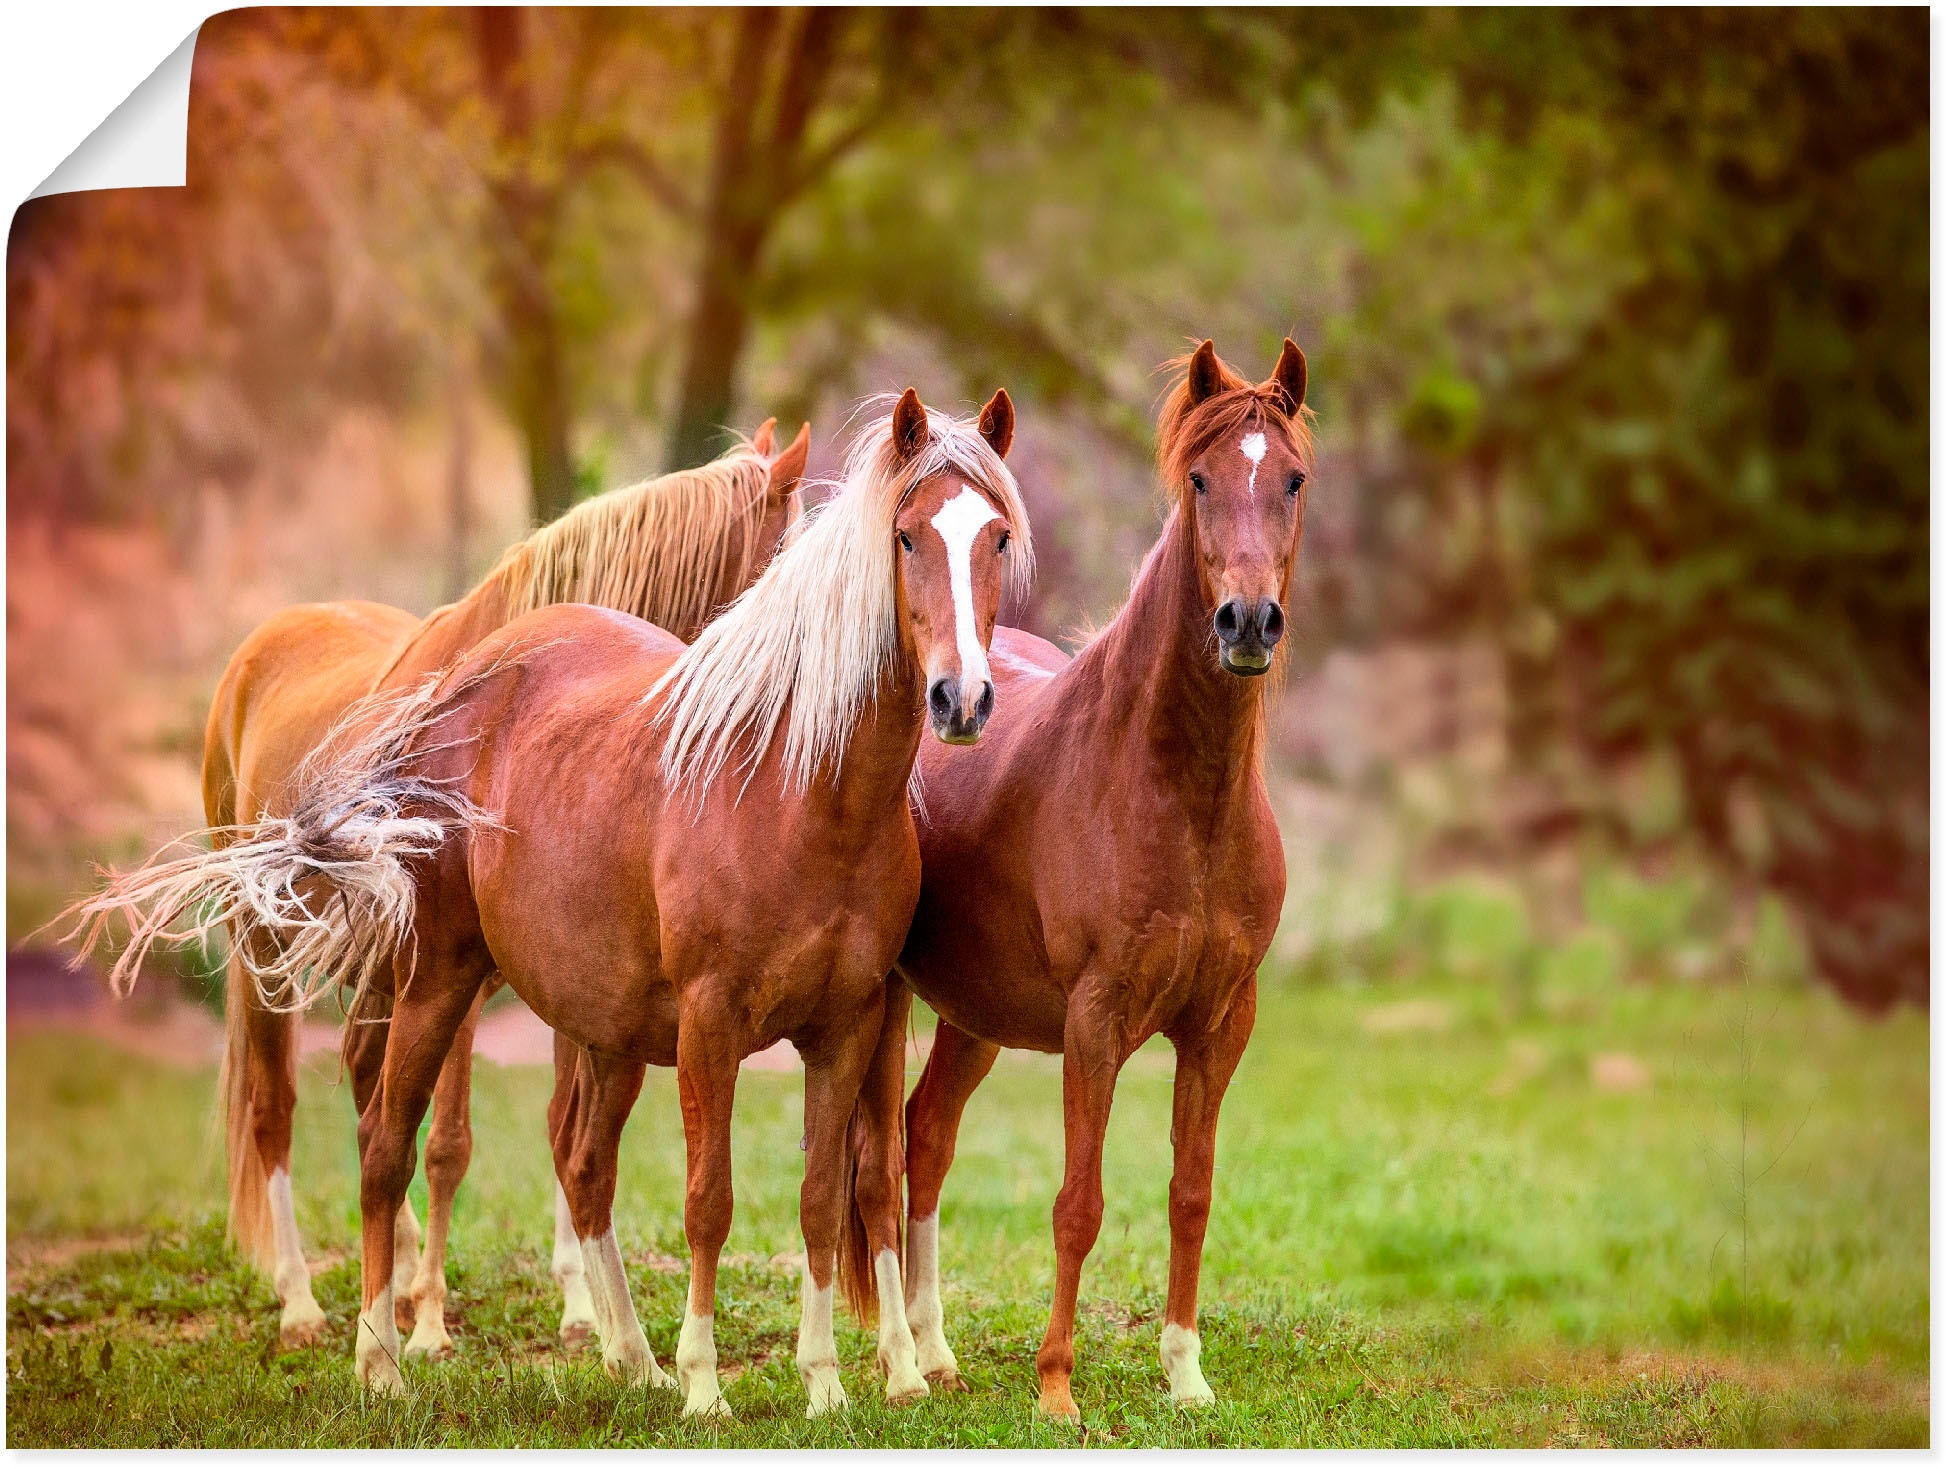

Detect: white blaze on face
[928,487,1001,698]
[1240,431,1268,496]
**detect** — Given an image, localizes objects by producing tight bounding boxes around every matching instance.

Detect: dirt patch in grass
[6,1233,149,1288]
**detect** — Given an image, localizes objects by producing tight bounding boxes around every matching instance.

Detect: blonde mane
[654,398,1034,796]
[490,438,780,634]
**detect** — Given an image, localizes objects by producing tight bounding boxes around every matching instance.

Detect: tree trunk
[476,5,576,523]
[665,11,782,469]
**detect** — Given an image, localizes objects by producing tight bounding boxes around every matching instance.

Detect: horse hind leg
[404,988,485,1360]
[229,934,328,1348]
[546,1029,599,1346]
[344,988,423,1332]
[354,945,489,1396]
[551,1043,668,1390]
[903,1016,1000,1390]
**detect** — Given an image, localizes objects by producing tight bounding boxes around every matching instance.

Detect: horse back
[204,600,418,830]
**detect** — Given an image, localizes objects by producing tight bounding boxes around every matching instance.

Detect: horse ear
[767,422,810,501]
[1265,339,1307,413]
[891,388,929,462]
[1187,339,1223,405]
[978,388,1015,460]
[750,416,777,456]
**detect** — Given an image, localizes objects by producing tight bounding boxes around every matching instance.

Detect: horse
[80,421,807,1355]
[838,339,1312,1420]
[88,387,1032,1414]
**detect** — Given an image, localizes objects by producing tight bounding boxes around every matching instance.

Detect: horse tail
[59,670,499,1020]
[219,944,278,1271]
[837,987,912,1324]
[837,1099,882,1324]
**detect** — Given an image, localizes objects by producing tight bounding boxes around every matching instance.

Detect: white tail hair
[60,669,502,1017]
[652,397,1033,797]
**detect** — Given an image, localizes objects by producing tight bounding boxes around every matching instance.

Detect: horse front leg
[1162,976,1257,1405]
[404,986,486,1360]
[1034,1000,1126,1421]
[673,1016,742,1418]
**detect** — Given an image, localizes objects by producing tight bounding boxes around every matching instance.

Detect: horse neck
[810,656,925,825]
[1086,508,1267,799]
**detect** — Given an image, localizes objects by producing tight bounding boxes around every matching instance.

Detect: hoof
[683,1392,732,1420]
[803,1369,849,1418]
[403,1332,455,1362]
[927,1369,966,1393]
[279,1296,329,1350]
[1036,1385,1081,1422]
[357,1359,406,1398]
[1170,1380,1216,1407]
[885,1375,930,1408]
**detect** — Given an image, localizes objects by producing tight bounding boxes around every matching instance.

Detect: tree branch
[565,133,697,220]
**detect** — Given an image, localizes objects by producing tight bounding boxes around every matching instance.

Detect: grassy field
[6,974,1928,1447]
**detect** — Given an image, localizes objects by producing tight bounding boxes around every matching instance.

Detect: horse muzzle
[927,674,994,744]
[1214,596,1284,677]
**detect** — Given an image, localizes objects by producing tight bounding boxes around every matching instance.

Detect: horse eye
[1190,472,1207,495]
[898,531,913,552]
[997,529,1011,553]
[1287,472,1307,496]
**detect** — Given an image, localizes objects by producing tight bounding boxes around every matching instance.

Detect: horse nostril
[1259,600,1285,645]
[1213,600,1243,643]
[927,677,957,724]
[974,681,995,723]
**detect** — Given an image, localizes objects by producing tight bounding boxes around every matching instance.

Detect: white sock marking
[796,1257,847,1416]
[1240,431,1267,496]
[930,487,1001,701]
[581,1229,664,1386]
[1161,1321,1215,1403]
[872,1249,928,1401]
[553,1184,597,1337]
[904,1212,958,1380]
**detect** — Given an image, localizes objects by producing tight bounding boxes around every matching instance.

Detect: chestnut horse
[841,340,1311,1419]
[98,423,806,1352]
[97,388,1031,1412]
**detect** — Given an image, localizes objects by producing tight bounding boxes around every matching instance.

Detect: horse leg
[674,1015,742,1418]
[353,952,485,1396]
[1162,978,1257,1405]
[546,1028,597,1346]
[1033,1004,1125,1421]
[551,1043,665,1388]
[404,986,485,1360]
[846,978,929,1404]
[342,991,422,1330]
[902,1016,999,1389]
[797,988,914,1416]
[236,946,329,1349]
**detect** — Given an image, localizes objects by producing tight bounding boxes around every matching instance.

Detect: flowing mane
[1155,348,1315,503]
[654,398,1033,796]
[495,438,782,630]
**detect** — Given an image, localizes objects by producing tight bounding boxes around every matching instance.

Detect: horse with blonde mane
[82,421,807,1355]
[839,340,1311,1420]
[80,388,1030,1416]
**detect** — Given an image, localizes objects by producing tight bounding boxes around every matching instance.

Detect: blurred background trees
[7,7,1927,1008]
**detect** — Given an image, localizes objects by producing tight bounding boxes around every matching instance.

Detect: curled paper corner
[30,27,200,199]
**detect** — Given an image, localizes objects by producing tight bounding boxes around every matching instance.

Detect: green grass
[6,975,1928,1446]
